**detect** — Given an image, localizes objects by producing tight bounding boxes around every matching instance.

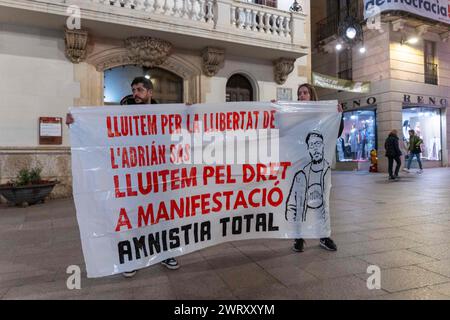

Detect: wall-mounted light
[407,37,419,44]
[359,46,366,54]
[401,35,419,45]
[145,74,151,79]
[336,43,343,51]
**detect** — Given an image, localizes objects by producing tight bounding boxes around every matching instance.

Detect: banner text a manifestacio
[69,101,340,277]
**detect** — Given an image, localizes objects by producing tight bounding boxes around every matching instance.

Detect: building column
[73,62,104,107]
[376,101,403,173]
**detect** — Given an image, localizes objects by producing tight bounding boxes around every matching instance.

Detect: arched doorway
[104,65,183,105]
[226,74,254,102]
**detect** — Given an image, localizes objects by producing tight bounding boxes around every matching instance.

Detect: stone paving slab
[368,287,450,300]
[417,259,450,278]
[357,250,437,269]
[1,168,450,299]
[429,282,450,297]
[233,282,299,300]
[289,275,387,300]
[355,266,450,293]
[409,243,450,260]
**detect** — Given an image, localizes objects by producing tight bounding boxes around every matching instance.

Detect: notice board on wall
[39,117,62,145]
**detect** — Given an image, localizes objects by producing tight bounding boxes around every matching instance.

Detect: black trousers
[388,156,401,178]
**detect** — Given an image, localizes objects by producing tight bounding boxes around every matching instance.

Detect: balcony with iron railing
[0,0,309,59]
[425,63,438,85]
[316,2,364,44]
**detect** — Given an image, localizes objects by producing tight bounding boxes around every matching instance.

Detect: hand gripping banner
[69,101,340,277]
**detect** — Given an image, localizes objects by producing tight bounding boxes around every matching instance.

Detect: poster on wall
[69,101,340,277]
[39,117,62,145]
[364,0,450,25]
[277,88,293,101]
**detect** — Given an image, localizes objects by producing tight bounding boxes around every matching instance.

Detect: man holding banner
[66,76,180,278]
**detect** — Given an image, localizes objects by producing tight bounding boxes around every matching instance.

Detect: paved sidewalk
[1,168,450,300]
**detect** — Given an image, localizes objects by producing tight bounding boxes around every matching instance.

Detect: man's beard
[310,154,323,164]
[135,97,150,104]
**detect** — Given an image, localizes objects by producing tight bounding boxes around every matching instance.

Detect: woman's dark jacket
[385,133,402,157]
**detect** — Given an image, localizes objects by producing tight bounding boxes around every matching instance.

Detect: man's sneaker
[402,168,410,173]
[161,258,180,270]
[292,239,305,252]
[122,270,137,278]
[417,169,423,174]
[320,238,337,251]
[388,176,395,181]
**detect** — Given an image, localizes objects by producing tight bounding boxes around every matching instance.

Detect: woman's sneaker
[161,258,180,270]
[292,239,305,252]
[122,270,137,278]
[319,238,337,251]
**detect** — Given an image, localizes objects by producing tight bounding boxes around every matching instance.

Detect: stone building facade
[0,0,312,199]
[311,0,449,172]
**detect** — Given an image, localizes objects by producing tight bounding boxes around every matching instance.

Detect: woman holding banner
[275,83,343,253]
[294,84,343,252]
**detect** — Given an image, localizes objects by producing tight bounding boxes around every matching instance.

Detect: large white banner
[364,0,450,25]
[70,101,340,278]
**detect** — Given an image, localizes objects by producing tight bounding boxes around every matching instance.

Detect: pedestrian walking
[384,129,402,180]
[403,129,424,174]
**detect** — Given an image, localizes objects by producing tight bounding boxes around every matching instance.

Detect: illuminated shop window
[402,107,442,161]
[337,110,376,162]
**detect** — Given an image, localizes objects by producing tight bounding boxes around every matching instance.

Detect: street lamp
[346,27,357,40]
[336,0,365,52]
[338,16,364,46]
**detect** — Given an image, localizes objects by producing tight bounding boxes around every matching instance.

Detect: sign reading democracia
[364,0,450,25]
